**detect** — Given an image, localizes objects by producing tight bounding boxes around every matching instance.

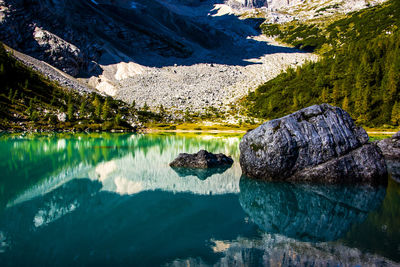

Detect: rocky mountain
[0,0,384,112]
[0,0,233,76]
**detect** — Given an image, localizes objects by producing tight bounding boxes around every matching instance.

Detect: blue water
[0,133,399,266]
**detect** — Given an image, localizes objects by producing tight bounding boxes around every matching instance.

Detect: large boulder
[170,150,233,168]
[239,104,387,184]
[377,131,400,159]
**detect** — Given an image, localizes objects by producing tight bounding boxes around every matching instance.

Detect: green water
[0,133,399,266]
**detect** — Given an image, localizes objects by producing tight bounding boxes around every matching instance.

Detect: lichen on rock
[239,104,387,184]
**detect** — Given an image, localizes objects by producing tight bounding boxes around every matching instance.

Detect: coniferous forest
[0,44,168,131]
[245,0,400,127]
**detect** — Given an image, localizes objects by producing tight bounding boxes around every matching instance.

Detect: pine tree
[115,112,122,126]
[24,79,29,90]
[67,97,74,121]
[268,99,273,113]
[102,98,110,120]
[391,101,400,125]
[11,90,18,104]
[342,95,349,111]
[93,95,102,120]
[79,100,86,119]
[142,102,149,112]
[292,95,299,111]
[130,100,136,112]
[332,82,341,105]
[50,93,56,106]
[158,104,166,117]
[26,98,34,116]
[321,87,329,103]
[8,89,13,100]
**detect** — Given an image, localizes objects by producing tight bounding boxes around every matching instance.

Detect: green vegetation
[262,0,400,53]
[0,43,171,131]
[244,0,400,128]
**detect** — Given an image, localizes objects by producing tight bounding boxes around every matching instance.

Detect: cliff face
[227,0,305,9]
[0,0,230,76]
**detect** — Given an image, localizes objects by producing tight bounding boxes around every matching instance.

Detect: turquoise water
[0,133,399,266]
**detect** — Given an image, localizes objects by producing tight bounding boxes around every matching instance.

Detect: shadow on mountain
[239,176,387,242]
[0,0,308,76]
[171,165,232,180]
[0,178,258,267]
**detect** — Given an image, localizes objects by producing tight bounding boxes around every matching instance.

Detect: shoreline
[0,128,397,137]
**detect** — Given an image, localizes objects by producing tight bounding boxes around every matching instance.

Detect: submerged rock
[239,104,387,184]
[169,150,233,168]
[377,131,400,160]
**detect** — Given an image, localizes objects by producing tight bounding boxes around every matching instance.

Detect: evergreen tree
[130,100,136,113]
[93,95,102,120]
[26,98,34,116]
[158,104,166,117]
[142,102,149,112]
[292,95,299,110]
[50,94,56,106]
[115,112,122,126]
[321,87,329,103]
[8,89,13,100]
[24,79,29,90]
[342,95,349,111]
[332,81,341,105]
[102,97,111,120]
[391,101,400,125]
[12,90,18,103]
[79,100,86,119]
[67,95,74,121]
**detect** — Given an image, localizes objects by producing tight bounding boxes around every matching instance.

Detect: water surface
[0,133,399,266]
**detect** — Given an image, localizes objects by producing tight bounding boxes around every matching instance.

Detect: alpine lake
[0,133,399,266]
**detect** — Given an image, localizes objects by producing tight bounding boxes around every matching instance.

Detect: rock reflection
[171,165,232,180]
[239,176,386,242]
[387,159,400,182]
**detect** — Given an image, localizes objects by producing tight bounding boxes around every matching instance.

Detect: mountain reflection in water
[0,133,399,266]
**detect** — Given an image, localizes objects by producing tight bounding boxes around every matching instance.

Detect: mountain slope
[0,0,319,112]
[0,43,138,131]
[244,0,400,127]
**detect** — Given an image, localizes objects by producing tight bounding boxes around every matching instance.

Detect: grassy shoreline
[1,124,397,140]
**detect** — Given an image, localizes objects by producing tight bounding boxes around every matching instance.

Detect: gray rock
[377,131,400,159]
[239,104,387,184]
[170,150,233,168]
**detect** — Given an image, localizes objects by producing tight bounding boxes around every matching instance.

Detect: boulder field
[239,104,388,184]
